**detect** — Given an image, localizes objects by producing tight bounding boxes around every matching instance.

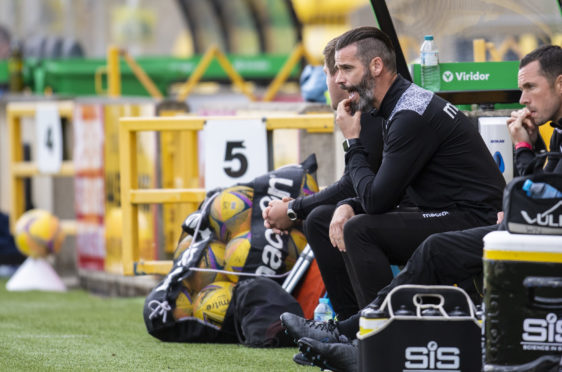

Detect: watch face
[343,139,358,152]
[287,209,297,221]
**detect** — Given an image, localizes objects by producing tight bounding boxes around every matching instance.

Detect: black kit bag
[143,192,237,343]
[230,277,303,347]
[502,153,562,235]
[143,155,317,343]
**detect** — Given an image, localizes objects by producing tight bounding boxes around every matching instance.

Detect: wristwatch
[342,138,360,152]
[287,200,298,221]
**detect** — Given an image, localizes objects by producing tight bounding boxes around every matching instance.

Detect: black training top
[515,118,562,175]
[290,112,384,219]
[339,75,506,216]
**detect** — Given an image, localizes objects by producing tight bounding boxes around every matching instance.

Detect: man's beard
[342,71,376,113]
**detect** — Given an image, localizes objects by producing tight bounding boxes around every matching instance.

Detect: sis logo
[404,341,460,371]
[521,313,562,351]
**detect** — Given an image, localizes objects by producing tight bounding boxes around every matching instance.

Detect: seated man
[283,44,562,372]
[269,26,505,321]
[264,36,387,320]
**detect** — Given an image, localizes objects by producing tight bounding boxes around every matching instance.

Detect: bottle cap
[421,308,441,317]
[394,305,414,316]
[522,179,533,194]
[449,306,468,317]
[361,307,388,319]
[319,298,329,304]
[424,35,434,41]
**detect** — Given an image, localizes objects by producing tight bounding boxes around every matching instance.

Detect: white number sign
[35,104,63,174]
[204,119,267,190]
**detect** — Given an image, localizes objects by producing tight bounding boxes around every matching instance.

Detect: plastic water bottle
[359,307,389,335]
[314,298,334,322]
[420,35,440,91]
[522,179,562,198]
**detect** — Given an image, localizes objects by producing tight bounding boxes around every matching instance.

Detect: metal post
[107,45,121,97]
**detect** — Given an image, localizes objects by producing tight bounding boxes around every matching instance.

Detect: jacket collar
[375,74,411,120]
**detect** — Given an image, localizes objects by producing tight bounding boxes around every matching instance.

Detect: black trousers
[337,223,499,339]
[303,205,361,320]
[343,208,496,308]
[374,223,499,304]
[304,204,496,318]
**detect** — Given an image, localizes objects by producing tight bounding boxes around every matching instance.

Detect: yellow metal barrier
[155,103,196,255]
[7,101,77,235]
[176,45,257,102]
[263,43,319,102]
[101,43,321,102]
[104,45,164,99]
[121,50,164,99]
[119,114,334,275]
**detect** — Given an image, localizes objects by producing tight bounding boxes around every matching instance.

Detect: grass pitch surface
[0,279,305,371]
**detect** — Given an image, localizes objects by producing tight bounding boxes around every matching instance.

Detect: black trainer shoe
[298,337,358,372]
[280,312,342,344]
[292,352,314,367]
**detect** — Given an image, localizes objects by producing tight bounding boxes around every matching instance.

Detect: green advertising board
[412,61,519,91]
[413,61,521,109]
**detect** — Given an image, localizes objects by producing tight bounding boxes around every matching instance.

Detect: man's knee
[343,214,369,238]
[303,205,334,242]
[416,232,470,276]
[418,233,448,259]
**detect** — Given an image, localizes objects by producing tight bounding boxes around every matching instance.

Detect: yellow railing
[119,114,334,276]
[7,101,77,235]
[176,45,257,102]
[96,46,164,98]
[100,43,320,102]
[262,43,318,102]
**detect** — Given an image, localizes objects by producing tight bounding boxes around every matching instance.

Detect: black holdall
[502,153,562,235]
[230,277,303,347]
[143,191,238,343]
[357,285,482,372]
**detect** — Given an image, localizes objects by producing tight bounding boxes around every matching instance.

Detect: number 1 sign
[203,119,267,190]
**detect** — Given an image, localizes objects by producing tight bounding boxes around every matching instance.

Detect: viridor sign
[412,61,519,91]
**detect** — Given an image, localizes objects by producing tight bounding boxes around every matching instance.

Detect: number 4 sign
[35,104,63,174]
[204,119,267,190]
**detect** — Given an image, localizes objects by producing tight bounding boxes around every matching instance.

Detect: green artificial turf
[0,279,306,372]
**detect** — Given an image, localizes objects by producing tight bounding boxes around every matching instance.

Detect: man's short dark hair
[520,45,562,85]
[322,37,338,76]
[335,26,396,74]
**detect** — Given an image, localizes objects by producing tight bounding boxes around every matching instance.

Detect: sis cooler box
[357,285,482,372]
[483,231,562,371]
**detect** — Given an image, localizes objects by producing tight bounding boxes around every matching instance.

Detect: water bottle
[420,35,440,91]
[314,298,334,322]
[359,306,389,336]
[522,179,562,198]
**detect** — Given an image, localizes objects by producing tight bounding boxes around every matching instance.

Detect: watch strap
[343,138,361,152]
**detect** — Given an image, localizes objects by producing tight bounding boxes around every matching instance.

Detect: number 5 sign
[204,119,268,190]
